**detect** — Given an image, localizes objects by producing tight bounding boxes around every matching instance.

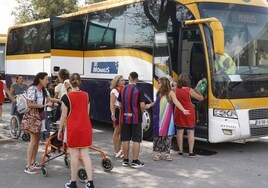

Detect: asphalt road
[1,103,268,188]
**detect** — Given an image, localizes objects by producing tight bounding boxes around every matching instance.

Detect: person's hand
[57,129,63,141]
[183,109,190,115]
[111,115,116,122]
[45,101,53,107]
[145,104,151,109]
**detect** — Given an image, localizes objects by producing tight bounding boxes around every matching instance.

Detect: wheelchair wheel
[77,167,87,182]
[22,132,30,141]
[9,116,21,139]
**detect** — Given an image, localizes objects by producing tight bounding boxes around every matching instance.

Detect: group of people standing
[110,72,204,167]
[4,70,94,188]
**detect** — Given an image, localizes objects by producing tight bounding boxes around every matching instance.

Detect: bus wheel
[142,109,153,141]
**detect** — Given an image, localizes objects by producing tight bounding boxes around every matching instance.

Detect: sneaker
[189,153,197,158]
[85,180,94,188]
[31,161,41,170]
[177,152,183,156]
[65,181,77,188]
[24,166,38,175]
[131,160,144,168]
[114,150,123,158]
[122,158,129,167]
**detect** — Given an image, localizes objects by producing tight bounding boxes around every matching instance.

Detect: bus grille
[249,108,268,120]
[249,108,268,136]
[250,127,268,137]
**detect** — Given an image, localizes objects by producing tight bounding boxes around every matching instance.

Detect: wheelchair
[9,106,30,141]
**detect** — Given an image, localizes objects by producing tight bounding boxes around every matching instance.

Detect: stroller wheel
[77,167,87,182]
[41,167,48,177]
[64,156,70,168]
[101,156,114,172]
[22,132,30,141]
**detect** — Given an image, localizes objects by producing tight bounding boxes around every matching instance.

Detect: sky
[0,0,16,34]
[0,0,85,34]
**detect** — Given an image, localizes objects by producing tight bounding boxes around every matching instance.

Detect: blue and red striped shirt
[118,84,145,125]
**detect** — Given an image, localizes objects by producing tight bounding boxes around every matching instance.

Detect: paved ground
[1,102,268,188]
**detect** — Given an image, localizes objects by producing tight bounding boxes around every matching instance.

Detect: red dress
[0,81,4,104]
[174,87,195,128]
[66,91,92,148]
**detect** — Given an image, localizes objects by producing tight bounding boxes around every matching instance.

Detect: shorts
[175,125,195,131]
[114,107,120,125]
[121,123,142,142]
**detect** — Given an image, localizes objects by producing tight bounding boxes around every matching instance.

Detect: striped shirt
[118,84,145,125]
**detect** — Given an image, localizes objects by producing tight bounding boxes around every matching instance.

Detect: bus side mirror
[210,19,224,55]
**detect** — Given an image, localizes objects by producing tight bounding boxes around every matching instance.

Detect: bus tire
[142,108,153,141]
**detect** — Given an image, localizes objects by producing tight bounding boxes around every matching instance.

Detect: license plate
[256,119,268,126]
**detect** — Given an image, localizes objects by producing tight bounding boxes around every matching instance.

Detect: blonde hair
[110,75,123,89]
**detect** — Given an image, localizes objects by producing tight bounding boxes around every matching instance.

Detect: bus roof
[7,0,267,30]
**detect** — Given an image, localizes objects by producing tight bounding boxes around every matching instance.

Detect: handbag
[39,110,45,120]
[21,108,41,134]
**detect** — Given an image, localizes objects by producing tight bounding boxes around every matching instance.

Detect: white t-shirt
[54,83,63,98]
[110,88,119,107]
[59,79,70,98]
[27,86,49,105]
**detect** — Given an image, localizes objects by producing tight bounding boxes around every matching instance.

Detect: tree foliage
[84,0,106,4]
[12,0,79,24]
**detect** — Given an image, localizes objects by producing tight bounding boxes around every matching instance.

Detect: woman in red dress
[0,74,15,121]
[174,74,204,157]
[58,73,94,188]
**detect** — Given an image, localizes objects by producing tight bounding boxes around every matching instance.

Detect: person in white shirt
[110,75,125,158]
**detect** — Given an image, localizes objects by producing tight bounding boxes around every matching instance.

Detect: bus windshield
[199,3,268,99]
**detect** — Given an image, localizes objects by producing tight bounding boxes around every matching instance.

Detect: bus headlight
[213,109,238,119]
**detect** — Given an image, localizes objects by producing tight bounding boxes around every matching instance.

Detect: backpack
[16,93,30,114]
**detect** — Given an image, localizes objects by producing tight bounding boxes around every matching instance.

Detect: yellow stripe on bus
[51,49,83,57]
[6,53,50,60]
[84,49,152,63]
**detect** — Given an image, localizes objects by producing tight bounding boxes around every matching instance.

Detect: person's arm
[3,84,15,102]
[110,92,117,121]
[190,88,204,101]
[145,101,155,109]
[140,102,145,113]
[64,81,71,92]
[58,102,68,140]
[47,95,61,103]
[169,90,190,115]
[10,85,15,96]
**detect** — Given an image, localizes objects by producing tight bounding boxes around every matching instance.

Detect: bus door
[153,32,173,90]
[50,17,84,76]
[180,26,208,139]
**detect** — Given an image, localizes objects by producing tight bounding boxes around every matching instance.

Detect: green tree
[12,0,79,24]
[84,0,106,4]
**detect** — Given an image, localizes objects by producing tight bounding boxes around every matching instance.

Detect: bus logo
[91,62,119,74]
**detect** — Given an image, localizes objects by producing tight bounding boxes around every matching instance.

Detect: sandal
[165,154,172,161]
[153,152,161,161]
[114,150,123,158]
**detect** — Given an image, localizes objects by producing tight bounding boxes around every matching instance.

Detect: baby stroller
[41,130,114,181]
[9,106,30,141]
